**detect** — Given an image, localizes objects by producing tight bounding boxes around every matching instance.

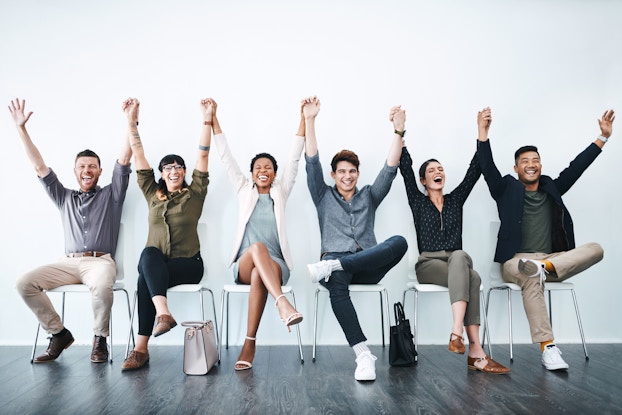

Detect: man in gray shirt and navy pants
[304,98,408,381]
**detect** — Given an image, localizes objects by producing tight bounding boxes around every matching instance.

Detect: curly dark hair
[250,153,278,173]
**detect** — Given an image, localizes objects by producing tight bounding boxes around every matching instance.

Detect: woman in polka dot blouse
[397,108,509,374]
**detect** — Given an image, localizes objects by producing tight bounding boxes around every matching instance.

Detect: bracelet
[198,145,210,151]
[394,129,406,137]
[597,135,608,143]
[204,120,212,126]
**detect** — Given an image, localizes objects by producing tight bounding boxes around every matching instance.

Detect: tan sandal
[448,332,466,354]
[467,355,510,374]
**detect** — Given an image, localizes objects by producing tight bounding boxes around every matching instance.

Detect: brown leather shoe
[468,355,511,374]
[122,350,150,371]
[90,335,109,363]
[448,333,466,354]
[153,314,177,337]
[34,330,75,363]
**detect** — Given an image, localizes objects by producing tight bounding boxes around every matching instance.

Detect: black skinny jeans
[319,235,408,346]
[136,246,203,336]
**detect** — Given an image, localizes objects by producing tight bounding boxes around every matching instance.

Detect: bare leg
[451,300,466,338]
[238,243,300,321]
[152,295,172,317]
[234,243,302,368]
[465,325,486,358]
[235,268,267,368]
[134,335,150,353]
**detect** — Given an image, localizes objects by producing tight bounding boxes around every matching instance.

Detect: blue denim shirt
[305,152,398,255]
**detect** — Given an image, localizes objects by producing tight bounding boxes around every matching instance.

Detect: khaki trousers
[16,255,117,336]
[501,242,603,343]
[415,250,482,326]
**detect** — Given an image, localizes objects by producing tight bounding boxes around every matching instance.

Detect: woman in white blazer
[212,97,317,371]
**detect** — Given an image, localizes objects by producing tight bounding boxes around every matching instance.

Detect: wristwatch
[394,130,406,137]
[597,135,608,143]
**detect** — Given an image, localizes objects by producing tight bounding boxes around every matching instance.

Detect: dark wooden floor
[1,343,620,415]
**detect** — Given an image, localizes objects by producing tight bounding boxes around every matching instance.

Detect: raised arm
[387,105,405,166]
[595,109,615,149]
[123,98,150,170]
[195,98,214,173]
[475,107,505,199]
[8,98,50,178]
[477,106,492,142]
[303,96,321,157]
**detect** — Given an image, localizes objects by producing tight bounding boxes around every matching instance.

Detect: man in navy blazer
[476,107,614,371]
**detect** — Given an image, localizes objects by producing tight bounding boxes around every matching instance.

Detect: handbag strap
[393,302,406,325]
[181,321,208,329]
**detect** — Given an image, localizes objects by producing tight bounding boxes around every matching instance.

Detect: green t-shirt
[518,190,552,253]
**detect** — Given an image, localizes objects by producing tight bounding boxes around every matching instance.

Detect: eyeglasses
[162,164,185,172]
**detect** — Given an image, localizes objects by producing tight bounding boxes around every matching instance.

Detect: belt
[67,251,109,258]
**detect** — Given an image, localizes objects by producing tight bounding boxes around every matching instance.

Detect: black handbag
[389,302,417,366]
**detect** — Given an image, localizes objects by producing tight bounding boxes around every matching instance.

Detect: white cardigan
[213,133,305,270]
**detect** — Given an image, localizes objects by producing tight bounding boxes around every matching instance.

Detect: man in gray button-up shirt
[303,97,408,381]
[9,98,132,364]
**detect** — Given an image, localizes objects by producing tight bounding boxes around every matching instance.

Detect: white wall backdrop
[1,0,620,348]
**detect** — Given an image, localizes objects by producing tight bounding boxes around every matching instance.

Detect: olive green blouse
[137,168,209,259]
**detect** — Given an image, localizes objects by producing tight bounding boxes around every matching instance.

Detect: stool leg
[507,289,514,362]
[414,289,419,355]
[124,290,138,360]
[109,304,113,364]
[219,289,227,361]
[381,289,390,348]
[480,290,493,359]
[31,324,41,363]
[312,288,320,363]
[205,289,220,361]
[121,288,135,349]
[569,288,589,360]
[289,291,304,364]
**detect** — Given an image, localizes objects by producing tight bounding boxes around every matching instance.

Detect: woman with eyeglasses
[212,97,311,371]
[121,97,212,371]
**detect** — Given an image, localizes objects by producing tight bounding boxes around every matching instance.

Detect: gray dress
[232,194,290,285]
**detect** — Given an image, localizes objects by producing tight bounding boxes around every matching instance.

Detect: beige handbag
[181,321,219,375]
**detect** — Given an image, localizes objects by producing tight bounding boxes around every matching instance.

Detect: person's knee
[138,247,166,276]
[139,246,164,264]
[15,271,38,296]
[248,242,269,257]
[586,242,604,262]
[451,250,469,260]
[323,273,350,297]
[388,235,408,256]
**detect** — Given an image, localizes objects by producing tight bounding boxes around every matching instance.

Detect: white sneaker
[307,260,332,283]
[542,344,569,370]
[519,258,548,286]
[354,351,377,381]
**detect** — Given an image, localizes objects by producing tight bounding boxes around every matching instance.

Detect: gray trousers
[501,242,603,343]
[415,250,481,326]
